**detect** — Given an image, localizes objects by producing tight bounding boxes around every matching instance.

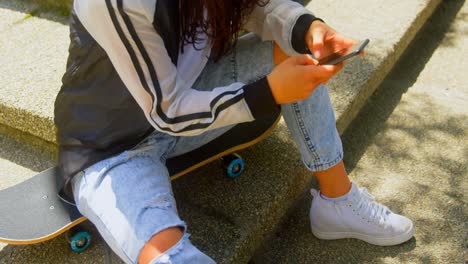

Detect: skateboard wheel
[70,231,91,253]
[222,154,245,178]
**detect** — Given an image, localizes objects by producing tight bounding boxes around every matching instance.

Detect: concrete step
[0,0,443,263]
[252,1,467,262]
[0,0,69,144]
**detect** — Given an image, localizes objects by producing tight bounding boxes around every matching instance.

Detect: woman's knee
[139,228,215,264]
[138,227,183,264]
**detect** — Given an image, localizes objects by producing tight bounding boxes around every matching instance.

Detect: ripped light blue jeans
[72,33,343,264]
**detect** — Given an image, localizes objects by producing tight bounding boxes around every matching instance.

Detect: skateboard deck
[0,112,280,247]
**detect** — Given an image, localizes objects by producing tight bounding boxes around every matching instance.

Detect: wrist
[291,14,324,54]
[243,76,279,118]
[266,74,280,104]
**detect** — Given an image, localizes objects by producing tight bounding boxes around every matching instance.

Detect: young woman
[54,0,414,263]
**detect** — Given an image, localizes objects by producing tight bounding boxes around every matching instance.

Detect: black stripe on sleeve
[115,0,248,127]
[291,14,324,54]
[243,77,279,119]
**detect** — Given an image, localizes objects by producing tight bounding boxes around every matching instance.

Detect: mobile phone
[316,39,369,65]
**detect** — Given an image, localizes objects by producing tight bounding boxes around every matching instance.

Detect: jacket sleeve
[243,0,319,56]
[73,0,278,136]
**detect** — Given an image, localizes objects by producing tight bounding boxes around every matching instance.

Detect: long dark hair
[180,0,269,61]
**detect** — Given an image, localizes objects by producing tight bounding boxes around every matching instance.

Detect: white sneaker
[309,183,414,246]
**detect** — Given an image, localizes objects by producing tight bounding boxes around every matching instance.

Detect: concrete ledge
[0,0,69,143]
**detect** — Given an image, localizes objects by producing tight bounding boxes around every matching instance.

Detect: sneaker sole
[311,223,414,246]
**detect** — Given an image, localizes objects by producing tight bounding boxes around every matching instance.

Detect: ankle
[314,161,352,198]
[320,181,352,198]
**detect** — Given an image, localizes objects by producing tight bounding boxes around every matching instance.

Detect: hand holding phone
[315,39,369,65]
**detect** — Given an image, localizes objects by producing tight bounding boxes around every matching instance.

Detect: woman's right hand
[266,54,343,104]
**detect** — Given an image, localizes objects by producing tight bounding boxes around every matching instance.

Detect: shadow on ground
[341,0,466,172]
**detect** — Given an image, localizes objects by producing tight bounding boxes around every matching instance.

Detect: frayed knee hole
[139,227,185,264]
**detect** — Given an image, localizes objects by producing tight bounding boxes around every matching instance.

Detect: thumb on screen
[296,54,318,65]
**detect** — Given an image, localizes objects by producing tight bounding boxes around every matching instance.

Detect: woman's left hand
[306,20,362,61]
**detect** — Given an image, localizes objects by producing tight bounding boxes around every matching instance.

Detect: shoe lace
[354,187,390,227]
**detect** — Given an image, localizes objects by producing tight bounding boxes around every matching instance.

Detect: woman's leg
[274,44,414,246]
[72,131,215,264]
[273,43,351,198]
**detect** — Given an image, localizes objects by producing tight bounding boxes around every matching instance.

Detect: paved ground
[252,0,467,263]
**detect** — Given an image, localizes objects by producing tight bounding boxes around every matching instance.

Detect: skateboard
[0,112,280,252]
